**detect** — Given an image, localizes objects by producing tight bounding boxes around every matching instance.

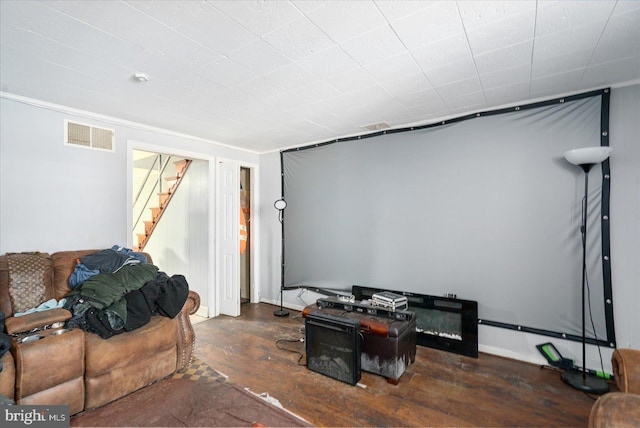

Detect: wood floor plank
[194,303,604,427]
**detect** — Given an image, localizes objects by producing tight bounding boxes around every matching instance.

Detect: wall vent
[361,122,390,131]
[64,120,114,152]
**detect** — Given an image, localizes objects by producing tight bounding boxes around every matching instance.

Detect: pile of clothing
[64,246,189,339]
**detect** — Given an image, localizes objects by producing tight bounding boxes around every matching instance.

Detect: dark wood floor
[194,303,606,427]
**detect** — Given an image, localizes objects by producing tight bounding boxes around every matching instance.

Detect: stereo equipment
[371,291,408,311]
[305,312,361,385]
[316,296,414,321]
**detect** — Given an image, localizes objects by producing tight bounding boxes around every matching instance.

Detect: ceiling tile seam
[209,0,300,39]
[32,1,218,79]
[287,0,340,45]
[0,45,116,87]
[35,1,151,55]
[526,0,540,98]
[123,1,181,32]
[0,18,115,73]
[575,4,618,89]
[454,0,488,108]
[0,20,122,76]
[125,0,274,77]
[317,64,406,113]
[316,53,416,111]
[210,1,333,67]
[283,1,394,80]
[123,1,223,56]
[370,1,449,115]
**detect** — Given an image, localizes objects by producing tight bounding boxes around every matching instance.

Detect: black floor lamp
[273,198,289,317]
[562,146,612,394]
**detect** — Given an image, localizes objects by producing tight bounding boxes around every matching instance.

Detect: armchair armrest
[589,392,640,428]
[0,353,15,400]
[4,309,71,335]
[184,290,201,316]
[174,290,201,371]
[612,348,640,394]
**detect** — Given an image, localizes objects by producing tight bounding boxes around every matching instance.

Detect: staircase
[134,156,192,251]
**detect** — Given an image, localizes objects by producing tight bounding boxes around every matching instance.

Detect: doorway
[128,145,212,319]
[240,167,251,305]
[217,160,257,317]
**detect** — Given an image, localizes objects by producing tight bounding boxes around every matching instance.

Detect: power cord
[585,264,607,379]
[275,337,306,366]
[582,195,607,380]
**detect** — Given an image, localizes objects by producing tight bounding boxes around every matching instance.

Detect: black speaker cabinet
[305,312,361,385]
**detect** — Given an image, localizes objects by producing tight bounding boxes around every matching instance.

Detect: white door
[217,160,240,317]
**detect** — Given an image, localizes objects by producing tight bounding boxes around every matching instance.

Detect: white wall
[0,96,259,315]
[258,84,640,372]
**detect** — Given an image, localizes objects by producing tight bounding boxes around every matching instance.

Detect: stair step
[136,159,191,252]
[158,192,170,207]
[150,207,161,219]
[174,159,188,176]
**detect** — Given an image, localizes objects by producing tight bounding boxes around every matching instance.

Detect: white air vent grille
[66,122,91,147]
[65,120,114,152]
[362,122,390,131]
[91,127,114,150]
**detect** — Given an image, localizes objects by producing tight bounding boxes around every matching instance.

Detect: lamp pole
[561,147,611,394]
[274,198,289,317]
[578,164,592,386]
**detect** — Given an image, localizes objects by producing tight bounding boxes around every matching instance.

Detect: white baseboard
[195,305,209,318]
[260,298,306,312]
[478,344,547,366]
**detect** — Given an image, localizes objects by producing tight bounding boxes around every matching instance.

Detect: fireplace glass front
[352,286,478,358]
[305,312,362,385]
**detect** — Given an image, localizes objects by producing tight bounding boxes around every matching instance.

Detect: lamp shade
[564,147,612,166]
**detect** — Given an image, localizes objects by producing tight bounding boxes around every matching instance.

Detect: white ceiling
[1,1,639,153]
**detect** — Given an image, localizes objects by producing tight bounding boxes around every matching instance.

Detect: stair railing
[132,154,175,236]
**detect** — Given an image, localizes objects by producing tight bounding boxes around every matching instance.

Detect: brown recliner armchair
[0,352,15,401]
[589,348,640,427]
[0,250,200,414]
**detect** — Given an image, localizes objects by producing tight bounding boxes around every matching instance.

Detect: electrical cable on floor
[275,338,306,366]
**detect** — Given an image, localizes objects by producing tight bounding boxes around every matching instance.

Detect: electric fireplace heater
[352,286,478,358]
[305,312,361,385]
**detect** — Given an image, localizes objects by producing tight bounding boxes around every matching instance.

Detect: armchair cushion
[589,392,640,428]
[612,348,640,394]
[2,253,53,315]
[4,309,72,335]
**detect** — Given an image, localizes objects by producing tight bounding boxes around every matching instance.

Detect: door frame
[126,140,216,317]
[241,161,259,303]
[216,158,240,317]
[216,158,260,316]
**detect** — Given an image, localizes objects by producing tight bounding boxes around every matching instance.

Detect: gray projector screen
[282,90,614,346]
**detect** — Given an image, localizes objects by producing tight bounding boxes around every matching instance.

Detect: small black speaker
[305,312,361,385]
